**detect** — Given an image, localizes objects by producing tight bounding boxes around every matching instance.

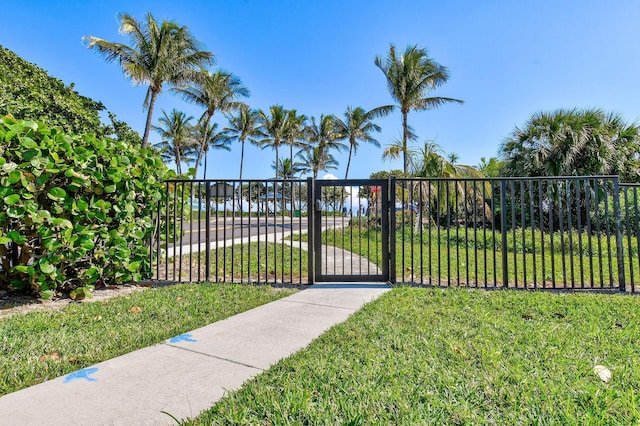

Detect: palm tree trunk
[194,114,213,180]
[275,146,279,178]
[239,139,245,180]
[141,89,158,149]
[345,143,354,180]
[402,111,409,177]
[175,146,182,175]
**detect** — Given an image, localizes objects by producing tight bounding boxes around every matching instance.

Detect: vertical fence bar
[586,179,594,287]
[633,187,639,294]
[188,182,193,283]
[575,179,584,288]
[594,179,604,286]
[529,180,537,288]
[604,182,614,287]
[307,178,314,284]
[461,180,466,286]
[558,180,567,287]
[519,180,526,287]
[548,180,556,288]
[565,180,575,288]
[482,181,488,288]
[623,186,633,289]
[419,180,424,284]
[500,180,508,288]
[427,181,432,285]
[538,180,545,288]
[389,177,396,283]
[613,177,626,292]
[511,181,518,287]
[205,182,211,282]
[472,182,477,287]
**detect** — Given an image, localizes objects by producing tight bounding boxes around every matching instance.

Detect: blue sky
[3,0,640,179]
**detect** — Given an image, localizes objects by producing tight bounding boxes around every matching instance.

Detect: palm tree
[190,122,231,178]
[258,105,290,178]
[297,145,339,180]
[272,158,303,179]
[174,70,249,178]
[284,110,308,163]
[500,108,639,179]
[334,106,392,179]
[84,12,213,148]
[224,105,262,180]
[374,44,463,176]
[305,114,346,159]
[152,109,195,175]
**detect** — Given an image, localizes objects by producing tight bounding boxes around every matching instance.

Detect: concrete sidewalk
[0,282,390,425]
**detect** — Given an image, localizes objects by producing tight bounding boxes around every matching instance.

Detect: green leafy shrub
[0,117,173,297]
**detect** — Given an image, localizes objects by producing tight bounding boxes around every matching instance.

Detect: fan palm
[174,70,249,178]
[334,106,392,179]
[84,12,213,148]
[501,108,639,179]
[224,105,262,180]
[152,109,195,175]
[375,44,462,176]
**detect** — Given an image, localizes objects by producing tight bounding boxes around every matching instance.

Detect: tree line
[82,12,640,183]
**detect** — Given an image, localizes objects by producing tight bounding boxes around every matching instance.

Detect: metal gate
[312,179,390,282]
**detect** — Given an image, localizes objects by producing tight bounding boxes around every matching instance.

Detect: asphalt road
[176,216,349,245]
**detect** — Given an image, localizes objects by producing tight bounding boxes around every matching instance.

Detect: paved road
[176,216,349,245]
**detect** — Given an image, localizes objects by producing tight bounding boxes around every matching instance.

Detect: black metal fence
[150,176,640,293]
[151,179,310,285]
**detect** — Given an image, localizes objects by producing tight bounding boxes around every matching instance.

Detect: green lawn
[0,283,296,396]
[323,226,639,289]
[187,287,640,424]
[160,242,308,284]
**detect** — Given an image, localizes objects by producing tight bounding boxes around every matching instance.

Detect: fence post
[500,180,509,288]
[612,177,626,292]
[307,177,314,284]
[205,182,211,282]
[389,177,396,284]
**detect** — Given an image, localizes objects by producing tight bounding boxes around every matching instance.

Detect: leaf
[7,170,21,184]
[129,306,142,314]
[104,184,116,193]
[39,352,60,362]
[594,365,612,383]
[3,194,20,205]
[47,187,67,202]
[39,262,56,275]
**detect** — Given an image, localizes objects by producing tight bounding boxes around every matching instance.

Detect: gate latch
[315,199,322,212]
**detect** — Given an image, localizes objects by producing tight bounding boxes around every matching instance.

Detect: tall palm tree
[272,158,303,179]
[334,106,392,179]
[258,105,290,178]
[191,122,231,178]
[297,145,339,180]
[224,105,262,180]
[84,12,213,148]
[152,109,195,175]
[174,70,249,178]
[305,114,346,157]
[374,44,463,176]
[284,109,308,163]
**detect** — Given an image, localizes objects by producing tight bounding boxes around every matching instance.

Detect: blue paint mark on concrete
[169,333,198,344]
[64,367,99,383]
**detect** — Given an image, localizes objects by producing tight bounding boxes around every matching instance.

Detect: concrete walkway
[0,281,389,425]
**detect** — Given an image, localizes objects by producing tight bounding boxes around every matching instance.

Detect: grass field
[0,283,296,396]
[322,225,639,290]
[187,287,640,424]
[160,242,308,284]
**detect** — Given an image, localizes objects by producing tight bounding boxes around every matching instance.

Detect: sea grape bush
[0,116,174,297]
